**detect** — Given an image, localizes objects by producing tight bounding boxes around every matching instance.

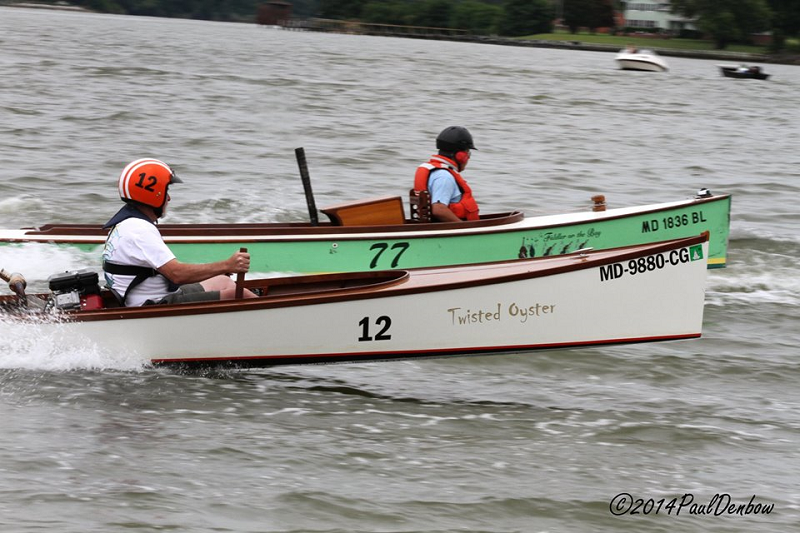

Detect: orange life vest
[414,155,480,221]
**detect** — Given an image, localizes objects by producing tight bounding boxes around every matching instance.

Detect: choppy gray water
[1,6,800,533]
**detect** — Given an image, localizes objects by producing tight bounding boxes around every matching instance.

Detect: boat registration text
[600,246,703,282]
[642,211,707,233]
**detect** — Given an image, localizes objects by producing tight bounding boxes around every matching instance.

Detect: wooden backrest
[320,196,405,226]
[409,189,431,223]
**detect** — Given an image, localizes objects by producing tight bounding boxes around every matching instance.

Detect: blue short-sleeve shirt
[428,168,462,205]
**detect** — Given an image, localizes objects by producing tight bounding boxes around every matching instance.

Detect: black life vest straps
[102,207,179,305]
[103,261,159,306]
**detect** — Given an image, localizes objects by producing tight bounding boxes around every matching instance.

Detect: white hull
[7,238,709,366]
[615,52,669,72]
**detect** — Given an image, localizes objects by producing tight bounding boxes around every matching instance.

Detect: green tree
[671,0,772,49]
[361,1,410,25]
[767,0,800,50]
[407,0,454,27]
[563,0,593,33]
[563,0,615,33]
[320,0,367,19]
[82,0,125,13]
[499,0,553,36]
[452,0,504,34]
[589,0,616,32]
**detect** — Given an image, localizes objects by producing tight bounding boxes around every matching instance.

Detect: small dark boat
[719,65,770,80]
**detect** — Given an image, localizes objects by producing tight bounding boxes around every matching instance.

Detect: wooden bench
[320,196,406,226]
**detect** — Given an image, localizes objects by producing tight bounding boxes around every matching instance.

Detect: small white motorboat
[615,48,669,72]
[1,235,709,367]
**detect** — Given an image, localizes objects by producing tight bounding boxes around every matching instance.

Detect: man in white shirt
[102,158,256,306]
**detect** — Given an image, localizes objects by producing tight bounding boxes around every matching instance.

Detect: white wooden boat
[0,235,709,367]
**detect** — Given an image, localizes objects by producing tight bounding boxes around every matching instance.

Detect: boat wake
[0,194,47,214]
[2,242,103,292]
[0,315,148,371]
[707,235,800,308]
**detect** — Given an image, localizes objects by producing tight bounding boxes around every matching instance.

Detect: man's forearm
[431,202,462,222]
[158,258,233,285]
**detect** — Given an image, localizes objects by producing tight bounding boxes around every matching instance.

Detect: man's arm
[158,250,250,285]
[431,202,462,222]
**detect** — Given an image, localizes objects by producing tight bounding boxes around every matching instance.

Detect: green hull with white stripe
[1,194,731,273]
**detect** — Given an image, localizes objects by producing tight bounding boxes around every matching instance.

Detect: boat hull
[1,236,709,366]
[0,195,731,271]
[719,66,769,80]
[615,54,669,72]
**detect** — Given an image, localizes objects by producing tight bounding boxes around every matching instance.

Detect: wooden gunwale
[19,212,523,237]
[0,234,707,323]
[6,195,729,245]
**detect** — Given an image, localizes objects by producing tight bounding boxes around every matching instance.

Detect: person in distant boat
[102,158,257,306]
[625,44,638,54]
[414,126,480,222]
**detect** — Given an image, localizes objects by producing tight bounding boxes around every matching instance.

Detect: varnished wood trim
[20,211,524,237]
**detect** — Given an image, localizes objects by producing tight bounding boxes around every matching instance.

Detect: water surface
[1,7,799,532]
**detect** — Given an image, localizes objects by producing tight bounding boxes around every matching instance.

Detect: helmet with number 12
[118,158,183,209]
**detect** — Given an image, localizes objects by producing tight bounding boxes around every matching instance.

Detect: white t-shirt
[103,218,177,307]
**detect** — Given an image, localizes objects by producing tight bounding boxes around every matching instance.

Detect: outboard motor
[47,269,104,311]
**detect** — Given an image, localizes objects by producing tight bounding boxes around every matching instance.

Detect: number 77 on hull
[0,193,731,273]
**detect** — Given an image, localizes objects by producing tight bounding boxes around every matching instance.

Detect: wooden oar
[235,248,247,299]
[295,147,319,226]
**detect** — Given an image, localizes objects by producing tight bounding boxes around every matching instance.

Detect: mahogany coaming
[20,212,525,238]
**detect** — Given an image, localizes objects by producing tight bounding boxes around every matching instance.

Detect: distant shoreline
[5,3,798,65]
[3,2,91,12]
[282,18,800,66]
[345,30,800,66]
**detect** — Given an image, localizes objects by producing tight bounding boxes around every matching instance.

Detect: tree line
[60,0,800,51]
[317,0,554,36]
[70,0,320,21]
[670,0,800,50]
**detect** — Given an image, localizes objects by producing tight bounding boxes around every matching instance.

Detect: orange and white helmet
[118,158,182,208]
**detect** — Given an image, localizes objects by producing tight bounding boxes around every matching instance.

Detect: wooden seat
[320,196,405,226]
[409,189,431,223]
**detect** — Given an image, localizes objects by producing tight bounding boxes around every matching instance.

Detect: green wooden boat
[0,191,731,273]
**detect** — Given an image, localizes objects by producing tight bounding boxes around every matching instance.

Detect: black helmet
[436,126,477,153]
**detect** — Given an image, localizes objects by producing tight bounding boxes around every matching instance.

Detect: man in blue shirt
[413,126,480,222]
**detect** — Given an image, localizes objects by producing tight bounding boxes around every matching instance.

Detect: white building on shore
[623,1,697,33]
